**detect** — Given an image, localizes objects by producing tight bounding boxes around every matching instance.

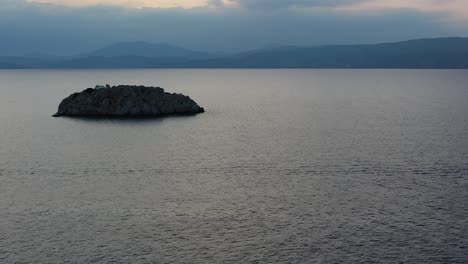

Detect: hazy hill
[0,62,24,69]
[193,37,468,68]
[52,56,189,69]
[87,41,213,59]
[0,56,56,69]
[1,38,468,69]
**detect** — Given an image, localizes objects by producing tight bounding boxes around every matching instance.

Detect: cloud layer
[21,0,468,20]
[24,0,468,15]
[342,0,468,20]
[0,0,466,56]
[29,0,208,8]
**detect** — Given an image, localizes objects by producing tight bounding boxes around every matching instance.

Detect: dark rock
[53,85,205,117]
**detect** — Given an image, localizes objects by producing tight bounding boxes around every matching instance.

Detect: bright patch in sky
[28,0,209,8]
[25,0,468,19]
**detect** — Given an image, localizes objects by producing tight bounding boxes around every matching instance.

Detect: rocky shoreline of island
[53,85,204,117]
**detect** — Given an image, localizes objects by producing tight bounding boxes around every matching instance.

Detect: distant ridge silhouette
[87,41,212,59]
[1,38,468,69]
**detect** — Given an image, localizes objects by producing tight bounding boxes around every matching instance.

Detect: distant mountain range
[1,37,468,69]
[86,41,213,59]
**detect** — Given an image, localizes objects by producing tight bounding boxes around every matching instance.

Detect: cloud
[27,0,209,8]
[21,0,468,20]
[223,0,367,9]
[0,0,466,56]
[28,0,368,9]
[341,0,468,20]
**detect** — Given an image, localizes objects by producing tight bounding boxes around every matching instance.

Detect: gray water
[0,69,467,263]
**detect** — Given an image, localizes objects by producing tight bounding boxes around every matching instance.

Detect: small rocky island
[53,85,205,117]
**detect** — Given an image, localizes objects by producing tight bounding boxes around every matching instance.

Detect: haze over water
[0,69,467,263]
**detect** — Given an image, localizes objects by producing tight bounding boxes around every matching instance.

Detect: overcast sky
[1,0,468,55]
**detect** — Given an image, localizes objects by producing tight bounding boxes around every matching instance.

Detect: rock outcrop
[53,85,204,117]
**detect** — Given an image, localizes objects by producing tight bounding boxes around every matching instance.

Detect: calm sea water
[0,69,467,263]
